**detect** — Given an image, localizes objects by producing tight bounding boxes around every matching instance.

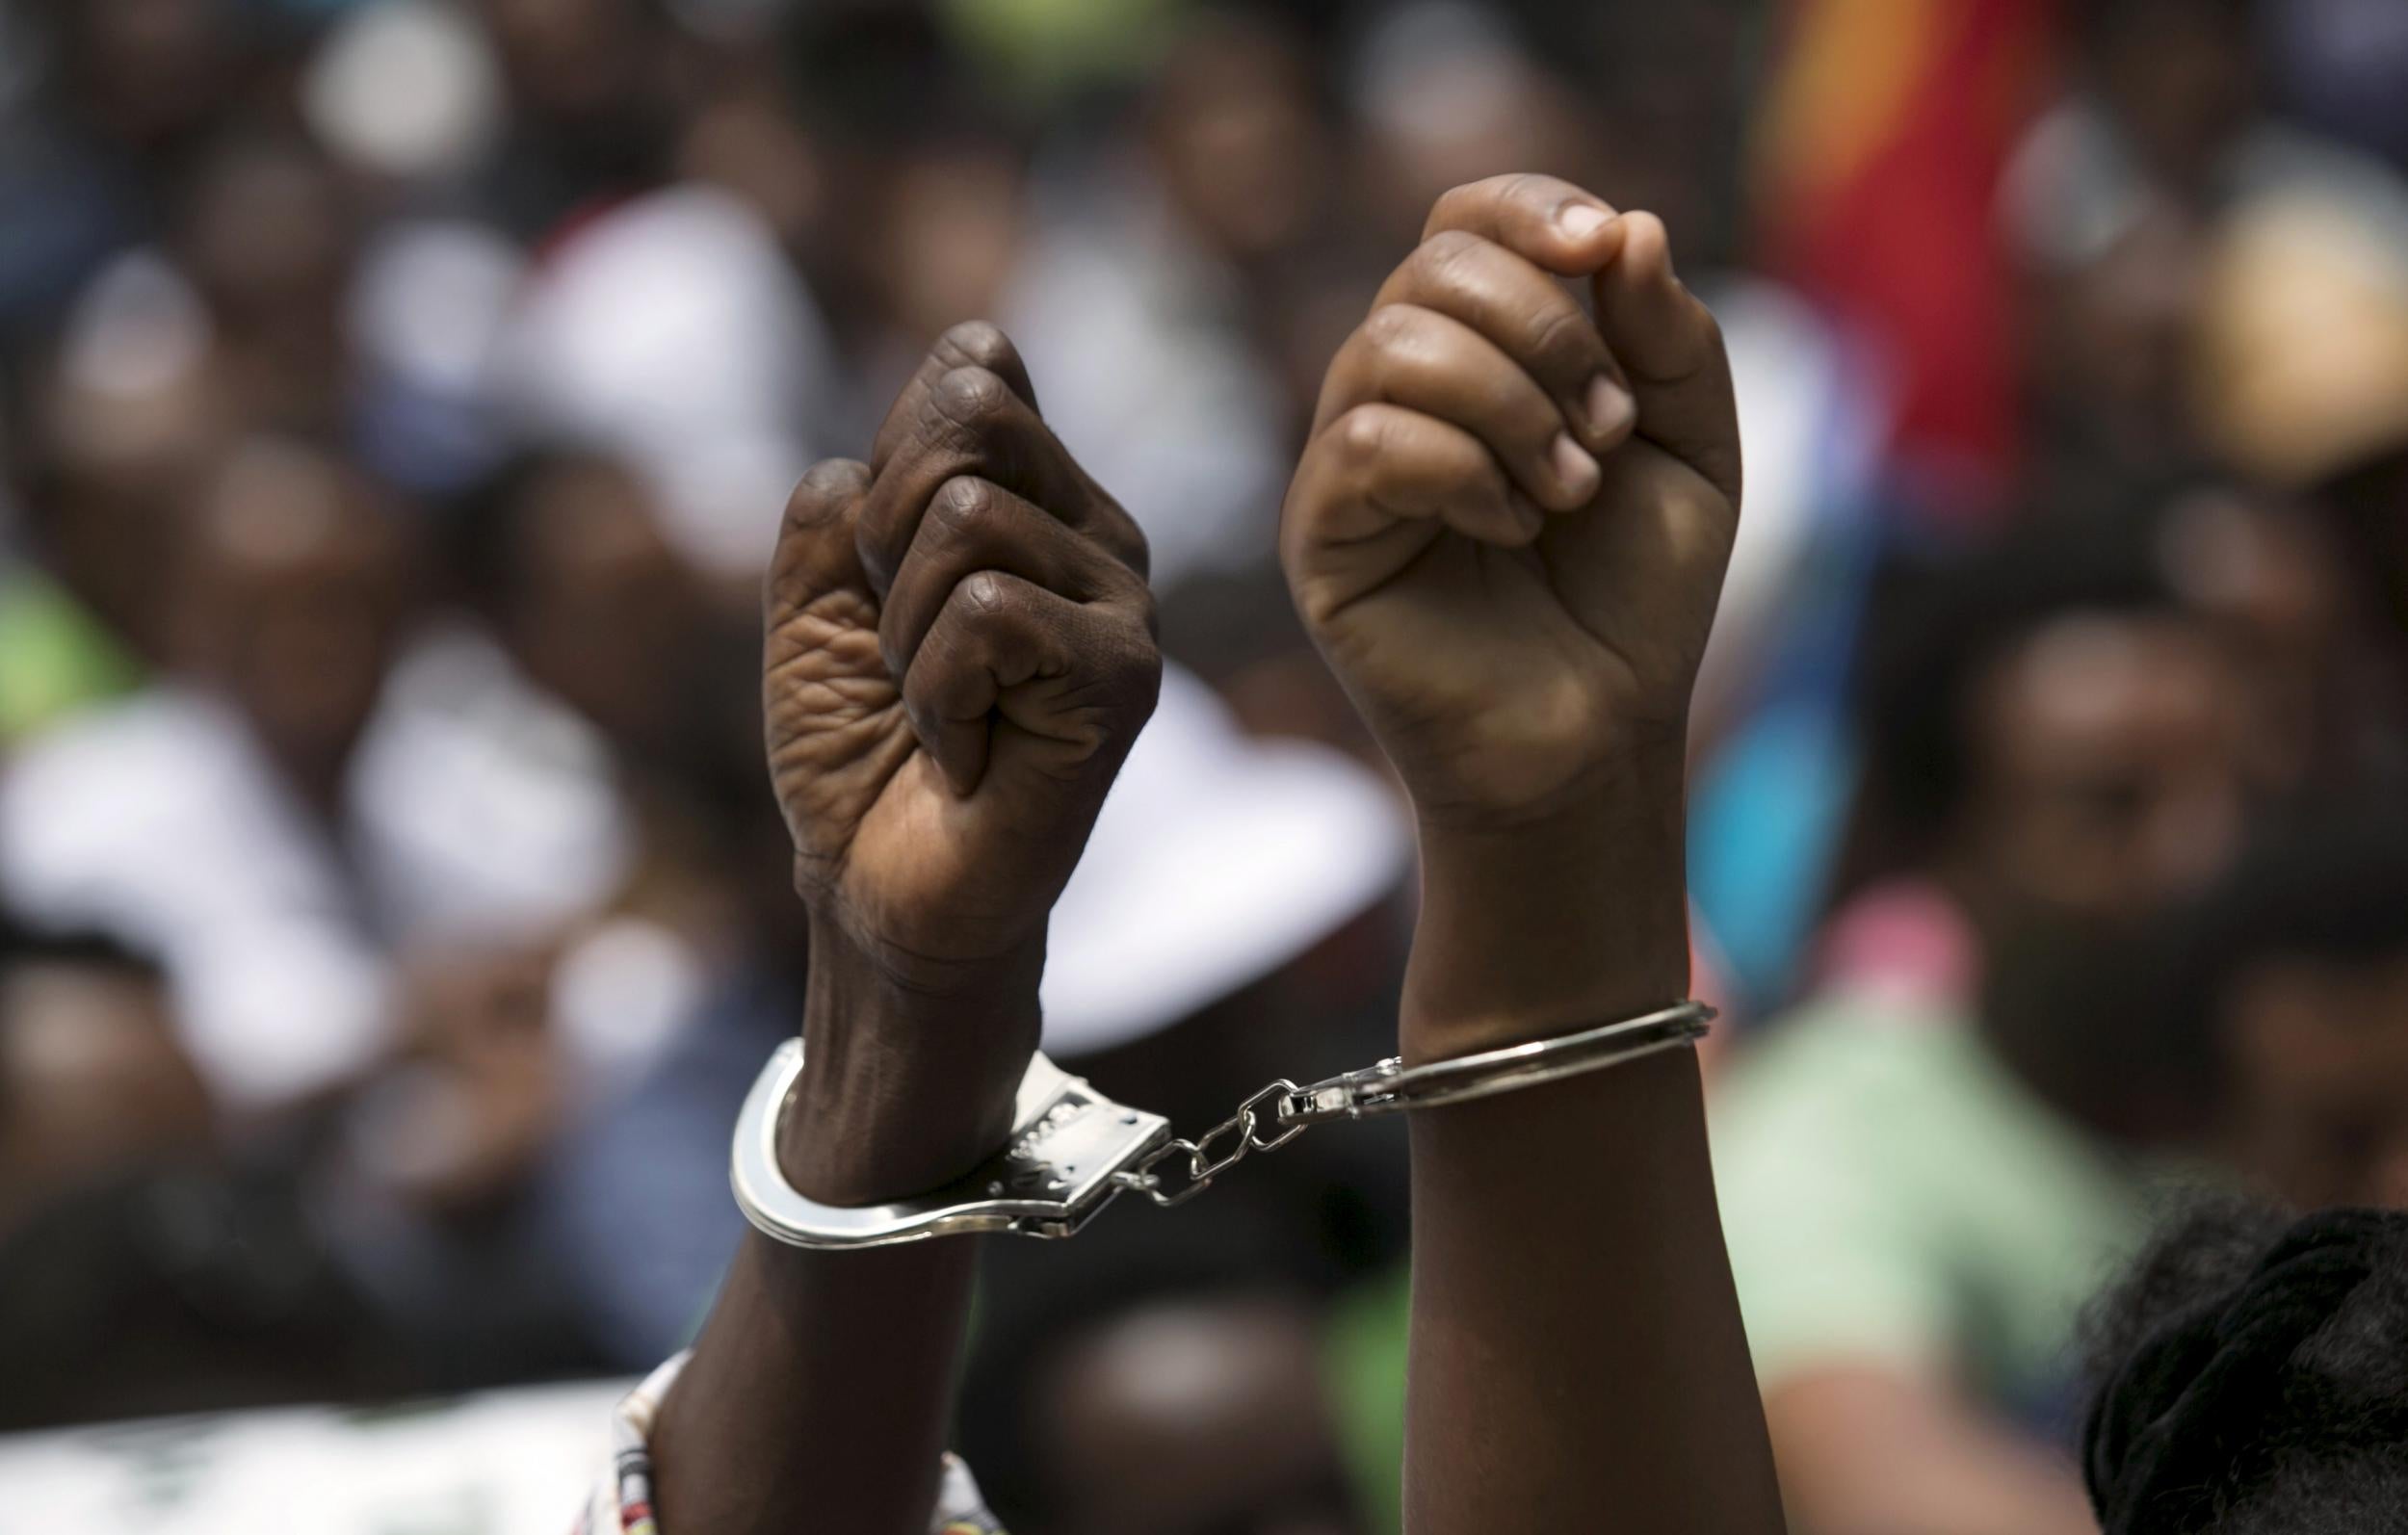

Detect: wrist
[781,915,1043,1206]
[1402,748,1691,1065]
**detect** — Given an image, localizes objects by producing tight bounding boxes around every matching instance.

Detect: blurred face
[2030,205,2212,471]
[873,143,1024,347]
[1150,22,1332,261]
[175,443,412,794]
[2159,492,2350,790]
[1356,40,1584,245]
[65,0,235,146]
[1960,612,2245,926]
[1036,1298,1358,1535]
[2222,952,2408,1208]
[2092,0,2258,192]
[0,958,210,1232]
[504,458,706,766]
[178,142,354,336]
[477,0,649,123]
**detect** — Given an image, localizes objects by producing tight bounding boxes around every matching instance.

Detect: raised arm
[645,323,1159,1535]
[1281,175,1785,1531]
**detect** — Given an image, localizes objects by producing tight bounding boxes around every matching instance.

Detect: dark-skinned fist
[764,323,1158,1200]
[1282,176,1741,1060]
[1283,174,1740,828]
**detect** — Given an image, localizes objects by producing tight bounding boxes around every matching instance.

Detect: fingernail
[1583,375,1635,440]
[1550,431,1600,501]
[1557,203,1613,241]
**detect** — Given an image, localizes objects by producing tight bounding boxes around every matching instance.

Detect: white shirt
[0,626,629,1110]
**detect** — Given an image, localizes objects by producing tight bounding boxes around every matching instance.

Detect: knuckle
[928,475,997,540]
[1088,616,1163,713]
[1118,642,1164,714]
[935,319,1019,376]
[956,569,1012,621]
[1334,404,1392,465]
[928,365,1013,434]
[1102,511,1152,583]
[1498,170,1549,209]
[785,457,869,519]
[1415,228,1487,285]
[1359,302,1426,358]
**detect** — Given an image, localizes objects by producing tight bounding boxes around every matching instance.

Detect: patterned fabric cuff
[578,1352,1006,1534]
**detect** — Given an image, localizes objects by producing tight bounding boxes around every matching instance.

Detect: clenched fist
[1282,176,1741,1060]
[1283,173,1739,827]
[766,323,1159,1200]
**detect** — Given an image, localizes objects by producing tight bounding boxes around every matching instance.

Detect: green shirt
[1325,993,2162,1529]
[1711,991,2155,1415]
[0,567,138,746]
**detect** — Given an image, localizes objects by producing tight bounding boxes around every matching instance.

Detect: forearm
[1767,1371,2098,1535]
[650,1234,979,1535]
[1401,750,1691,1059]
[647,923,1040,1535]
[1406,1053,1780,1530]
[1401,769,1786,1533]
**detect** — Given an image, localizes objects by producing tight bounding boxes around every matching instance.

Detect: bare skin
[651,322,1157,1535]
[650,173,1784,1534]
[1765,1369,2099,1535]
[1284,172,1781,1533]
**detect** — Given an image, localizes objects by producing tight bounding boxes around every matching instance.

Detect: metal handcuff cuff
[732,1000,1714,1249]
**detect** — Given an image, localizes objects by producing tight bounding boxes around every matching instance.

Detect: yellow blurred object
[942,0,1177,100]
[2196,189,2408,487]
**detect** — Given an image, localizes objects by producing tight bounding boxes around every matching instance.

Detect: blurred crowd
[2,0,2407,1531]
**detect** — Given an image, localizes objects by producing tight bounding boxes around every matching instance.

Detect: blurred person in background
[464,0,688,241]
[2003,0,2408,518]
[0,429,645,1395]
[1324,497,2249,1532]
[2063,811,2408,1532]
[0,917,207,1240]
[1027,1294,1362,1535]
[1714,504,2243,1534]
[0,0,256,351]
[2188,173,2408,748]
[0,913,408,1428]
[0,433,624,1114]
[1707,490,2372,1535]
[2154,811,2408,1212]
[168,131,362,438]
[992,5,1311,602]
[442,441,805,1369]
[2075,1196,2408,1533]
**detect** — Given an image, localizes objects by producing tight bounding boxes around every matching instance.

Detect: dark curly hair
[2080,1198,2408,1533]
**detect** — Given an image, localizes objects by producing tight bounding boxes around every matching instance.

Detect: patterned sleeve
[578,1353,1007,1535]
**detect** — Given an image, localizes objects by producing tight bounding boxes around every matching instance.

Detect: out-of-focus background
[2,0,2407,1529]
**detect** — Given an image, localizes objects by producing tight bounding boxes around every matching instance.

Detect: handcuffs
[733,1001,1714,1249]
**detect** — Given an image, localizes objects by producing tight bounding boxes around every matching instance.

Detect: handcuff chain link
[1112,1079,1312,1208]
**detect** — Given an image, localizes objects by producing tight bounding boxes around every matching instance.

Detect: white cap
[303,1,503,185]
[1039,663,1411,1057]
[500,186,837,577]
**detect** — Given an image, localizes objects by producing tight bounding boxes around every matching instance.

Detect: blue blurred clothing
[537,966,798,1367]
[0,122,144,345]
